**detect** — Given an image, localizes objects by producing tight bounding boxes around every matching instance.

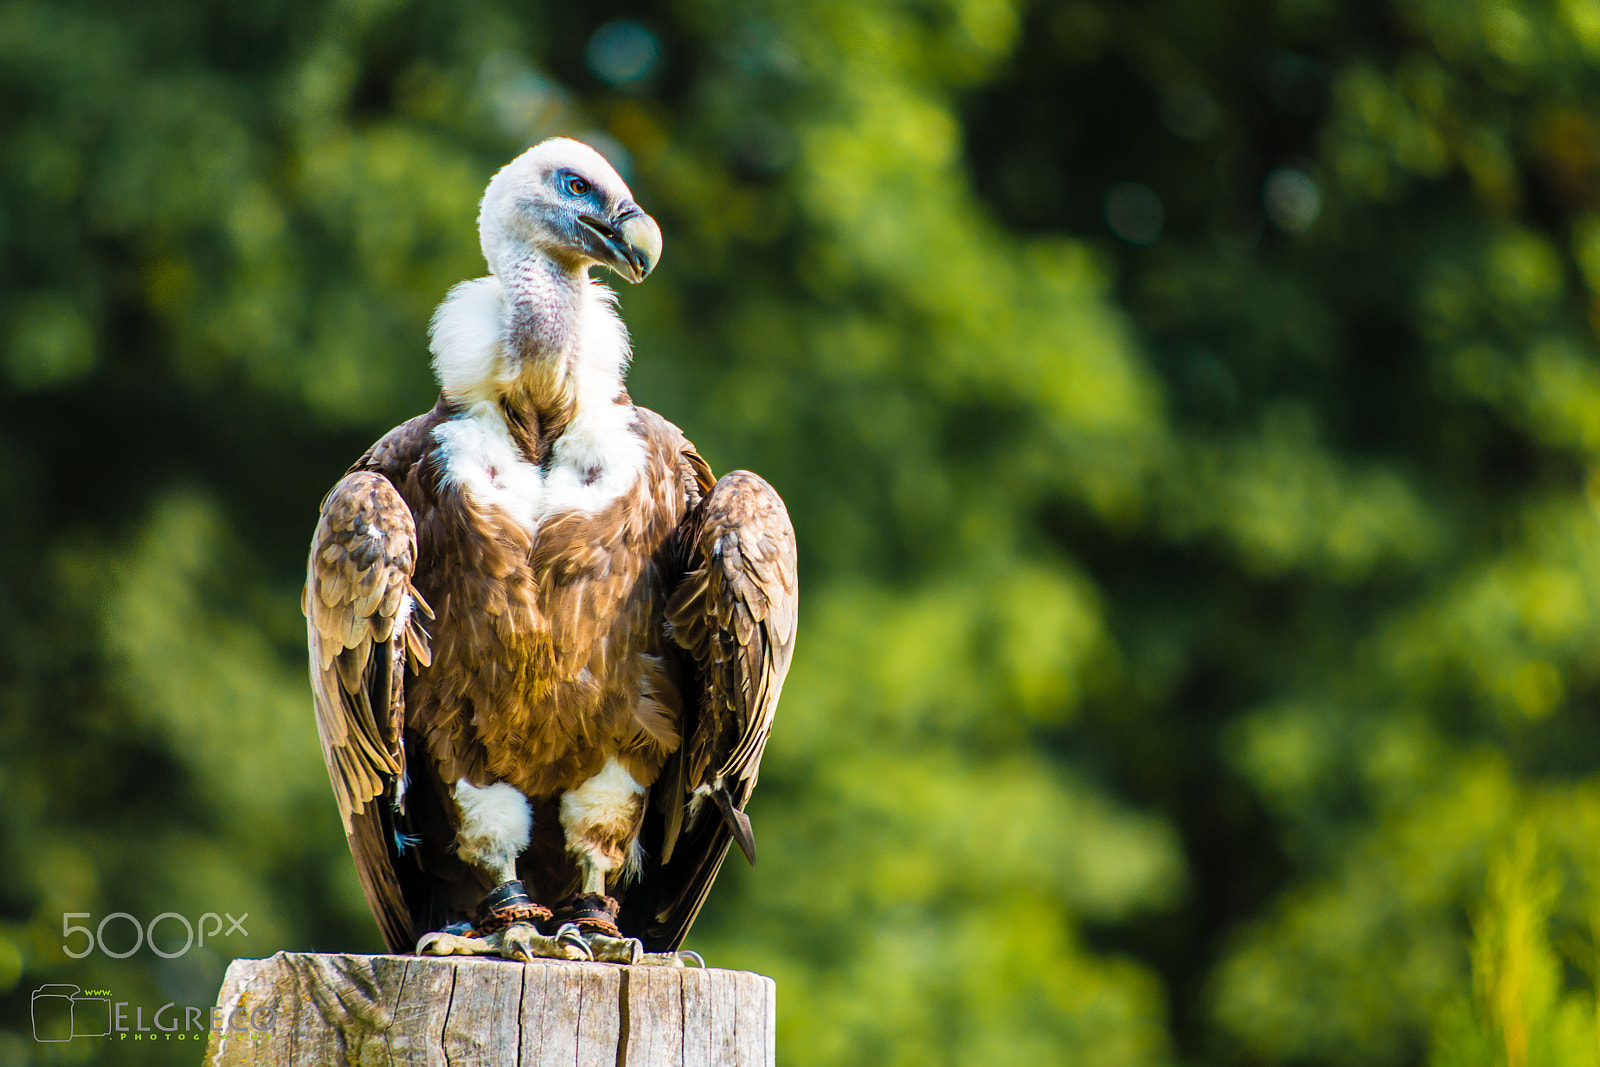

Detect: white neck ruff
[426,273,647,531]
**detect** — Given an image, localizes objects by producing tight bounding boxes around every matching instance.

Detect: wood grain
[204,953,775,1067]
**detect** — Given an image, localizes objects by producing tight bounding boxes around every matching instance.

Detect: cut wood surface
[203,952,775,1066]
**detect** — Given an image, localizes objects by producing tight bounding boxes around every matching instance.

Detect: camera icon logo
[32,984,111,1043]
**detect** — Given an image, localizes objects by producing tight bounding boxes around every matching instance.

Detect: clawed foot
[585,930,644,964]
[415,923,705,966]
[416,921,592,962]
[497,921,593,961]
[416,880,711,967]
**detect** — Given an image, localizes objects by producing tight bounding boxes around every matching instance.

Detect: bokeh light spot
[586,20,662,89]
[1104,183,1165,245]
[1262,168,1322,232]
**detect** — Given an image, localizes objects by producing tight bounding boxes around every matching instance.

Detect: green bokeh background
[6,0,1600,1063]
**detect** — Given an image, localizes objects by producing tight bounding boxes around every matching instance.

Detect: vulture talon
[416,930,492,957]
[417,922,592,962]
[492,921,592,962]
[585,932,644,965]
[552,922,594,961]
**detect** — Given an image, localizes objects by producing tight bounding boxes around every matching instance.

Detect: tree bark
[202,952,775,1067]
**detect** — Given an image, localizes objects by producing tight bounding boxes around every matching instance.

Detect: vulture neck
[431,250,634,470]
[501,253,588,454]
[504,252,585,380]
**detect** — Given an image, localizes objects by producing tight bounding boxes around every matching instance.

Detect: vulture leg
[414,779,595,961]
[552,759,699,965]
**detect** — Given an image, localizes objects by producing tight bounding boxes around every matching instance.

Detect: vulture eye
[564,174,591,197]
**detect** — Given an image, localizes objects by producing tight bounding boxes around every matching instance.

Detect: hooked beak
[578,205,662,283]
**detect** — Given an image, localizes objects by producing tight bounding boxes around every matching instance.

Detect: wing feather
[671,470,797,796]
[305,471,432,952]
[632,464,796,950]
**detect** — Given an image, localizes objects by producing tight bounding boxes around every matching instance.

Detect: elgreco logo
[32,985,111,1042]
[31,984,275,1045]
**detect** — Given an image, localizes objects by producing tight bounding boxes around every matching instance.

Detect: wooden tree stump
[203,952,775,1066]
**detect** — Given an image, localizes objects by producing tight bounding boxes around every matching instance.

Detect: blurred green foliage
[1431,826,1600,1067]
[6,0,1600,1063]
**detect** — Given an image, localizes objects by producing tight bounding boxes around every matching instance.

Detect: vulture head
[478,138,662,285]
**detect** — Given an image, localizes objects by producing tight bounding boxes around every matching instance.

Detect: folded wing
[629,458,798,950]
[304,471,433,952]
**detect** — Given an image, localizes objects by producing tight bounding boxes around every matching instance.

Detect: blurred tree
[5,0,1600,1064]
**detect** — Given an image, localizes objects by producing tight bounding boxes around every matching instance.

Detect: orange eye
[565,174,591,197]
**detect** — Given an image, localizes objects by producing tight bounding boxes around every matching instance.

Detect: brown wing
[304,470,433,952]
[628,458,797,950]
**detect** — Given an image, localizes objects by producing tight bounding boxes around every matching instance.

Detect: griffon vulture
[303,138,797,964]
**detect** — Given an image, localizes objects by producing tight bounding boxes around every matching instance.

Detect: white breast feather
[541,283,647,517]
[430,276,646,533]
